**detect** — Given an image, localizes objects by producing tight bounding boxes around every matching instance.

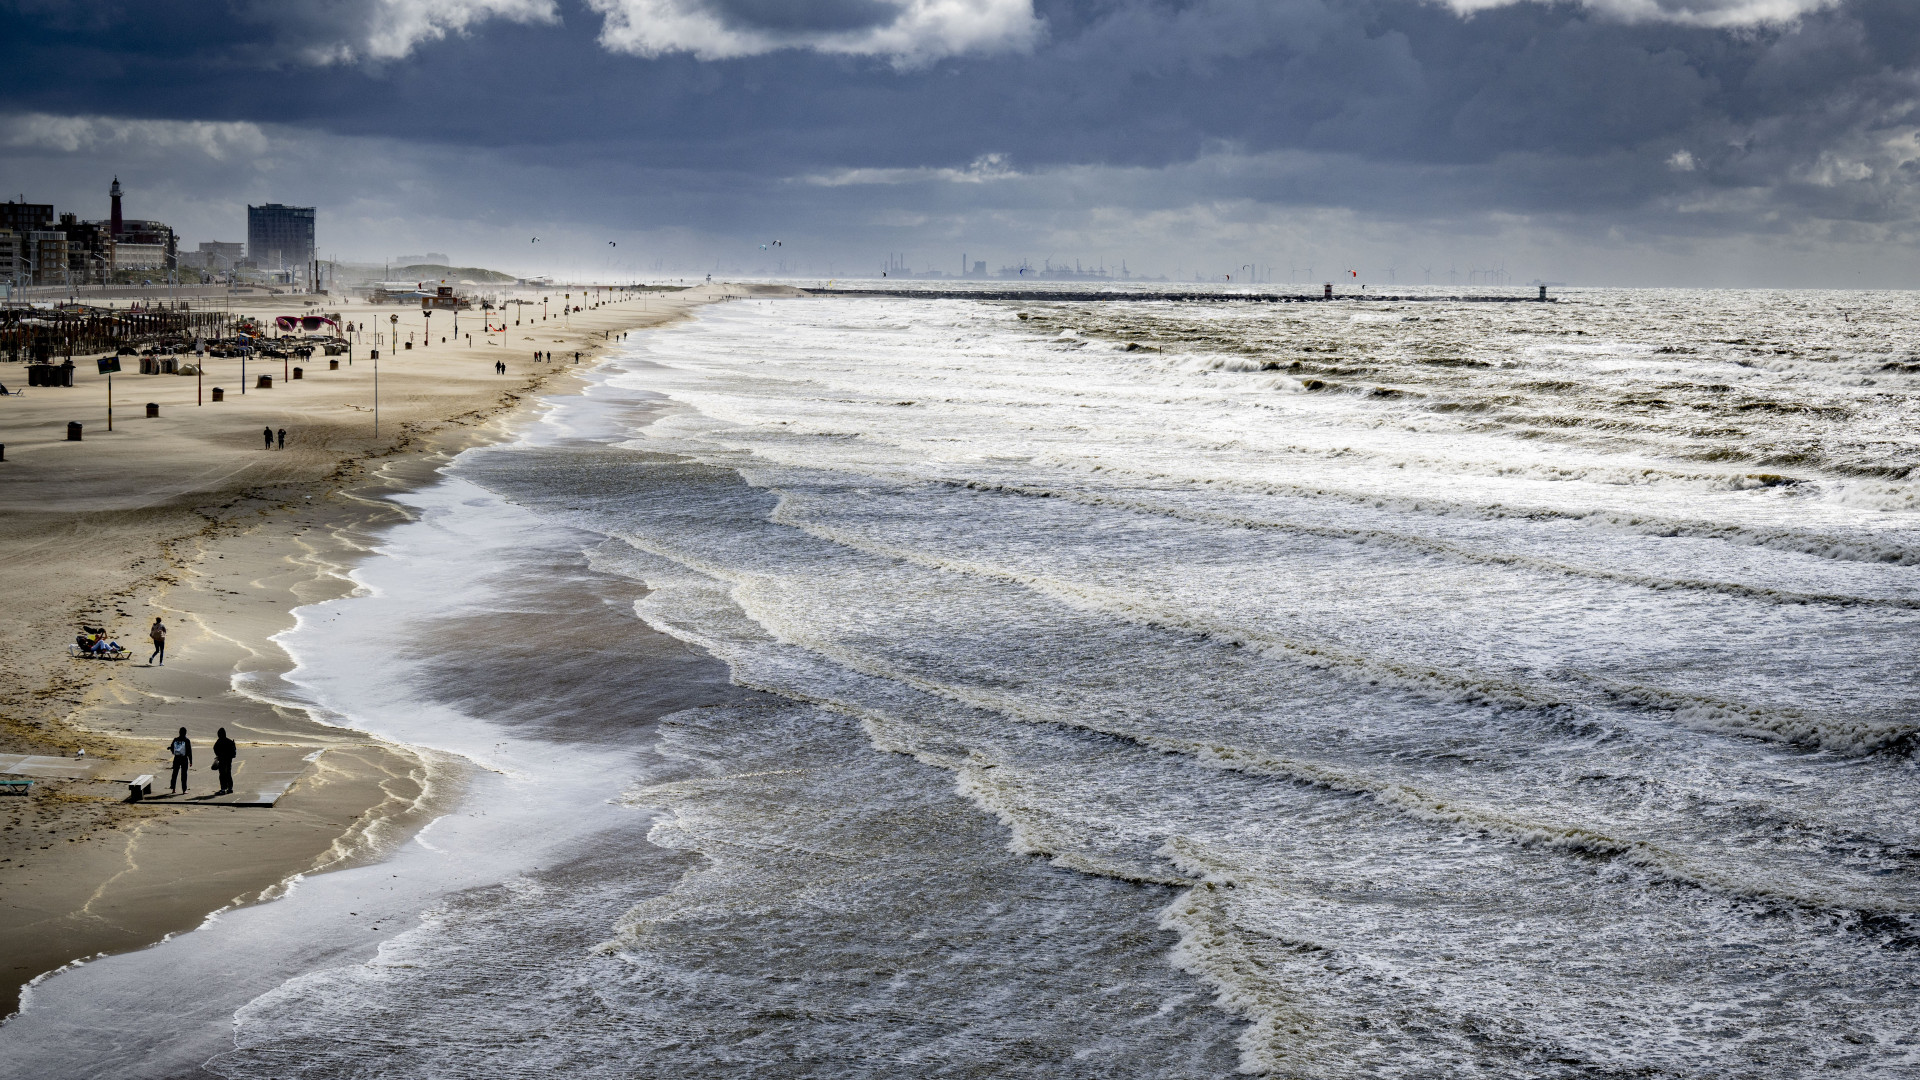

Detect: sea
[3,287,1917,1078]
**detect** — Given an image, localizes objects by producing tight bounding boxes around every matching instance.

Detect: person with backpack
[168,727,193,793]
[148,616,166,666]
[212,728,238,796]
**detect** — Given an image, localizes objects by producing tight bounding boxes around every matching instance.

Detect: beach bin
[139,357,156,374]
[145,402,159,418]
[370,350,380,360]
[329,359,339,370]
[292,366,303,380]
[211,387,224,401]
[257,375,273,389]
[67,422,82,441]
[405,342,412,350]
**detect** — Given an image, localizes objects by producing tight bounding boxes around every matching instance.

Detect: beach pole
[106,370,112,431]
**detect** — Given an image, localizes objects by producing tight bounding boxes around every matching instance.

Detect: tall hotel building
[247,203,316,269]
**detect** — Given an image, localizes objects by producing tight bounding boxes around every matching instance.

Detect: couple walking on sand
[168,726,238,796]
[261,427,286,450]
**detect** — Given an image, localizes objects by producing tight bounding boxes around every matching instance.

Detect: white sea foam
[582,293,1920,1075]
[7,290,1917,1077]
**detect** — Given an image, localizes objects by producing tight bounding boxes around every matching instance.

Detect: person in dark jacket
[168,727,192,793]
[263,426,274,450]
[213,728,238,796]
[276,427,286,450]
[148,616,166,666]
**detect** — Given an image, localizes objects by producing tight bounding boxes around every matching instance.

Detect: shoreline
[0,282,786,1016]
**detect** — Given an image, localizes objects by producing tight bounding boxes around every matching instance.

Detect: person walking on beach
[263,426,274,450]
[277,428,286,450]
[148,616,166,666]
[212,728,237,796]
[168,727,192,794]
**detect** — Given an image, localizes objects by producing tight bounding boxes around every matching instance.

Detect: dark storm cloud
[703,0,902,33]
[3,0,1919,280]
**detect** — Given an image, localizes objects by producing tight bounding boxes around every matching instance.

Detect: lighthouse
[110,176,123,237]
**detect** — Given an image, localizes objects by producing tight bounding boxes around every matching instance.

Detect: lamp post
[382,313,396,438]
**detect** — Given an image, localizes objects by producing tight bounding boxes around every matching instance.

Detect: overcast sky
[4,0,1920,285]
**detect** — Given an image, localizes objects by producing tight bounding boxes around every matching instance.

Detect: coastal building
[179,240,245,272]
[0,182,181,284]
[107,180,178,271]
[0,199,53,234]
[0,229,21,284]
[54,214,108,282]
[248,203,316,269]
[28,230,70,285]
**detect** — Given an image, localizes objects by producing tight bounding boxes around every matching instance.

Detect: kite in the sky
[531,237,541,243]
[608,241,616,246]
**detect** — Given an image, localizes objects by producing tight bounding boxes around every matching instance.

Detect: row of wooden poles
[0,308,235,365]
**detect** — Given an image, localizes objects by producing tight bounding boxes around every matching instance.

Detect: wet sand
[0,282,772,1015]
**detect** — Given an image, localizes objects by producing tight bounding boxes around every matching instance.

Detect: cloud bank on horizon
[2,0,1918,285]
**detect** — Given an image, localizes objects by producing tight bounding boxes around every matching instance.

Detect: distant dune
[393,263,518,283]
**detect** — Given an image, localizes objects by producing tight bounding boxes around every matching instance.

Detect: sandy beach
[0,282,751,1015]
